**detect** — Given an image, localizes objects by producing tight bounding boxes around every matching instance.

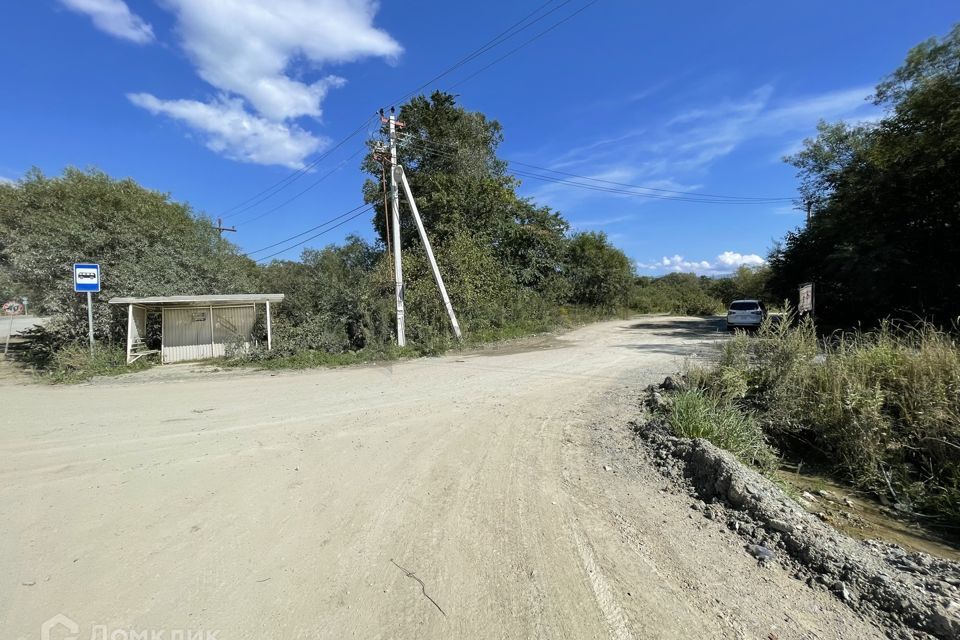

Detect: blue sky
[1,1,956,274]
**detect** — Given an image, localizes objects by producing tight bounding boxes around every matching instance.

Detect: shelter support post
[126,304,133,364]
[266,300,272,351]
[4,314,13,355]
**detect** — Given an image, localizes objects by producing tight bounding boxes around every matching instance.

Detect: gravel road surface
[0,317,886,639]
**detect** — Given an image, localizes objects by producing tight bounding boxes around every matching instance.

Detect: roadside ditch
[634,379,960,640]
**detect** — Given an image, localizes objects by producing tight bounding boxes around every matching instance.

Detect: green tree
[770,25,960,328]
[0,167,257,352]
[564,232,635,308]
[362,92,509,249]
[361,92,571,301]
[633,272,722,315]
[709,265,771,306]
[258,237,395,352]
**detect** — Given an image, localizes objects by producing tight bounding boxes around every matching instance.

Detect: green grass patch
[41,344,152,383]
[664,389,778,473]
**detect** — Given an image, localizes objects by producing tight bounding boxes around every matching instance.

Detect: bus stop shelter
[108,294,284,364]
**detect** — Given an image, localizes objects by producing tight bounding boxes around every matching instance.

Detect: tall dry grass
[686,314,960,525]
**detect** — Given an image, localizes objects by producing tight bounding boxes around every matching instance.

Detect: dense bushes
[632,273,723,315]
[0,168,257,366]
[679,317,960,526]
[40,344,151,383]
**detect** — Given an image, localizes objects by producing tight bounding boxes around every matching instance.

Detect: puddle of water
[777,467,960,561]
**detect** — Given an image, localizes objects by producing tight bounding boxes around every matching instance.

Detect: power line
[220,115,376,220]
[402,134,792,201]
[506,160,793,202]
[254,205,374,263]
[234,145,368,226]
[396,135,794,204]
[449,0,604,90]
[400,131,793,202]
[220,1,608,259]
[509,169,789,204]
[388,0,573,105]
[218,2,596,224]
[244,203,373,256]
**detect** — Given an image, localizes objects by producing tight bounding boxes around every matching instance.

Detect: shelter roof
[108,294,284,306]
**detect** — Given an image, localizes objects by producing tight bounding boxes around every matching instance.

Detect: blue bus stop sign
[74,263,101,293]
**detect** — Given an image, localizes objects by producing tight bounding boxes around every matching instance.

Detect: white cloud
[523,165,704,211]
[568,213,635,229]
[60,0,154,44]
[128,93,325,168]
[525,83,878,210]
[126,1,401,167]
[653,85,875,172]
[716,251,765,268]
[162,0,401,121]
[638,251,766,275]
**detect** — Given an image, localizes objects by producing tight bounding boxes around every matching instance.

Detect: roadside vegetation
[44,344,152,384]
[663,388,778,473]
[661,317,960,528]
[632,267,770,316]
[652,26,960,530]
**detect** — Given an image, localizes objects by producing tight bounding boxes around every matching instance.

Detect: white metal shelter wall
[131,306,147,342]
[162,307,212,363]
[212,305,256,357]
[161,305,256,363]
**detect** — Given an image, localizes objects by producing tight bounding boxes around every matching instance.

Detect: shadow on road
[611,316,727,360]
[622,316,727,338]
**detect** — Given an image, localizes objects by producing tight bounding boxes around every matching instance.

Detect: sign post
[2,300,25,355]
[798,282,814,319]
[74,263,101,353]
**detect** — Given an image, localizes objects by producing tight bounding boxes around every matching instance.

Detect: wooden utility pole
[213,217,237,237]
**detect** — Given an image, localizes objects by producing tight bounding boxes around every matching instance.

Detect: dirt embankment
[637,383,960,640]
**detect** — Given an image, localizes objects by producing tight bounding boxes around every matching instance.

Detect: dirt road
[1,317,886,639]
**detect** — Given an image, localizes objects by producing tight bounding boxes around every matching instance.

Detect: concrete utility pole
[388,108,407,347]
[397,166,463,340]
